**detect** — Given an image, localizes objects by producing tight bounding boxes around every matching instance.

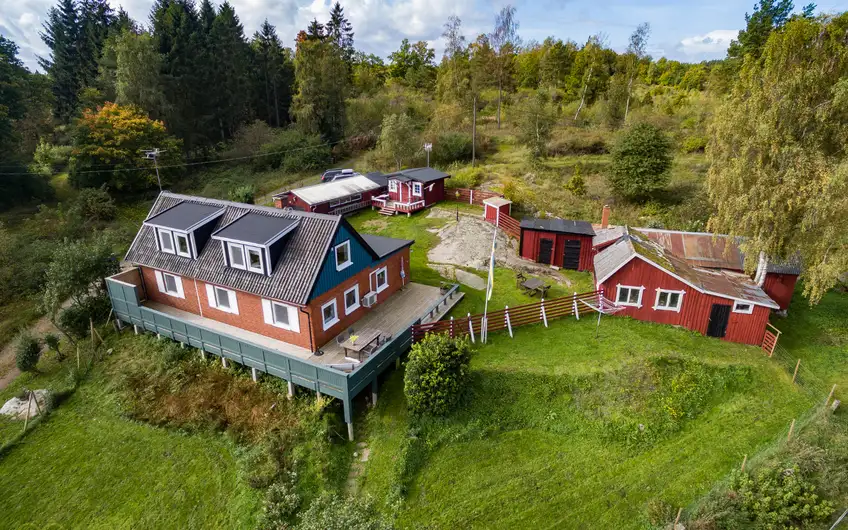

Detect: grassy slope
[0,344,260,529]
[358,292,840,528]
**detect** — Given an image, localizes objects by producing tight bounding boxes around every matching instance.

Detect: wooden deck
[143,282,463,368]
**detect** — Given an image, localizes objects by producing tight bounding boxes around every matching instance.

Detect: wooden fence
[411,290,602,343]
[494,212,521,238]
[446,188,503,206]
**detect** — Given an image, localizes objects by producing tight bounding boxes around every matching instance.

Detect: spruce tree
[325,2,354,63]
[39,0,81,121]
[209,2,251,140]
[252,20,294,127]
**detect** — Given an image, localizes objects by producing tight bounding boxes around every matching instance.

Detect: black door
[563,240,582,270]
[538,238,554,264]
[706,304,731,338]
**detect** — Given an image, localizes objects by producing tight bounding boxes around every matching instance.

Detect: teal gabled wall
[310,224,376,300]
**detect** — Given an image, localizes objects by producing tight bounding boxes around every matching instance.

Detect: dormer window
[144,201,225,260]
[212,212,299,276]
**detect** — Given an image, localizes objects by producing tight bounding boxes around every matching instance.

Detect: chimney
[601,205,611,229]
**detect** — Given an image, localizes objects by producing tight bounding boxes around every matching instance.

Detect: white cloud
[676,29,737,58]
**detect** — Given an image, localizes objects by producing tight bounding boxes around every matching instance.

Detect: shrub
[295,493,392,530]
[58,296,112,339]
[681,135,707,153]
[565,166,587,197]
[729,465,834,528]
[29,140,72,176]
[430,132,473,166]
[447,166,485,189]
[221,120,278,160]
[68,186,117,223]
[547,129,608,155]
[608,123,673,201]
[258,478,301,530]
[404,334,472,416]
[15,331,41,372]
[228,184,256,204]
[43,333,63,361]
[255,130,331,172]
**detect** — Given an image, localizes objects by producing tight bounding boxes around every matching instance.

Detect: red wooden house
[372,168,450,216]
[273,172,387,216]
[519,217,595,271]
[593,228,780,345]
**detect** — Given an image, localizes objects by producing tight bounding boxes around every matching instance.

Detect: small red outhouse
[519,217,595,271]
[483,197,512,224]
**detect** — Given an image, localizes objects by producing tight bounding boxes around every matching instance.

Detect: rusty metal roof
[594,228,779,309]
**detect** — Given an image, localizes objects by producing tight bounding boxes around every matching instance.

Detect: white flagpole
[483,223,498,343]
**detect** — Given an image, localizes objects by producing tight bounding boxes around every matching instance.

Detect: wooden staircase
[378,204,397,216]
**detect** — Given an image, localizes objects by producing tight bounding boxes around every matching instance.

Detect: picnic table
[340,328,382,362]
[521,277,550,297]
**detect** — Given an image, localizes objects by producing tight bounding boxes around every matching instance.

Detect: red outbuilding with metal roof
[519,217,595,271]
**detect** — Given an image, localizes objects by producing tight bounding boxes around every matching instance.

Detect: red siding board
[761,273,798,311]
[519,229,593,271]
[598,259,770,345]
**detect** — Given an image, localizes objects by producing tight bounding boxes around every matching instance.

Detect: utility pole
[472,95,477,168]
[424,143,432,167]
[142,148,166,191]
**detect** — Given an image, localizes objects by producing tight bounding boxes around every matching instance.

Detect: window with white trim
[412,182,423,197]
[733,300,754,314]
[371,266,388,293]
[344,284,360,315]
[388,180,397,192]
[261,299,300,332]
[335,241,352,271]
[174,233,191,258]
[321,298,339,330]
[228,242,246,269]
[158,228,175,254]
[246,247,264,274]
[615,285,643,307]
[155,270,184,298]
[654,289,684,312]
[206,284,239,314]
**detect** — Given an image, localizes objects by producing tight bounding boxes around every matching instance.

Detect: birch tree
[707,14,848,304]
[624,23,650,121]
[574,33,605,121]
[489,5,520,129]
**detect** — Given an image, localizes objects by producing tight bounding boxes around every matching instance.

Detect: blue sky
[0,0,841,72]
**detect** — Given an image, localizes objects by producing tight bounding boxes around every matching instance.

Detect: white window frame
[388,180,397,193]
[733,300,754,314]
[371,266,389,294]
[245,246,264,274]
[412,182,423,197]
[158,228,175,254]
[343,284,360,315]
[321,298,339,330]
[154,270,185,299]
[335,241,352,271]
[174,232,192,258]
[653,288,685,312]
[205,284,239,314]
[227,242,246,270]
[615,284,644,308]
[261,299,300,332]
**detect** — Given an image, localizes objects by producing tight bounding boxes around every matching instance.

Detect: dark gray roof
[360,233,413,258]
[126,192,341,305]
[385,167,450,184]
[520,217,595,236]
[213,213,299,245]
[144,202,223,231]
[364,171,388,187]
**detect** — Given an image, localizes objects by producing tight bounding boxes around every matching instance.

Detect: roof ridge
[158,191,340,221]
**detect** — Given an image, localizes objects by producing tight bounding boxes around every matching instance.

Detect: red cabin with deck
[371,168,449,216]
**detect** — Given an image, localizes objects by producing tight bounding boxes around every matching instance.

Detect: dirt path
[0,314,62,391]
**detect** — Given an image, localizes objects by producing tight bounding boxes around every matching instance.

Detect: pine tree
[252,20,294,127]
[209,2,251,140]
[306,19,325,41]
[325,2,354,62]
[39,0,81,121]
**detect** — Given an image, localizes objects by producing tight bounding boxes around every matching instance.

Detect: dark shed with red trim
[519,217,595,271]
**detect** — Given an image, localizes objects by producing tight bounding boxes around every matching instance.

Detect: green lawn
[356,294,839,528]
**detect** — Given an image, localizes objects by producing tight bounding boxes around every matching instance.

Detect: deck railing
[411,289,601,343]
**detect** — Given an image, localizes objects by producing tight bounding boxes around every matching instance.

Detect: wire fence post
[792,359,801,383]
[787,418,796,441]
[741,454,747,471]
[505,306,513,338]
[825,384,836,406]
[573,292,579,320]
[540,299,548,328]
[467,313,475,343]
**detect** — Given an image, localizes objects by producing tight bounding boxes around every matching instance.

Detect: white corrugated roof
[292,175,382,205]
